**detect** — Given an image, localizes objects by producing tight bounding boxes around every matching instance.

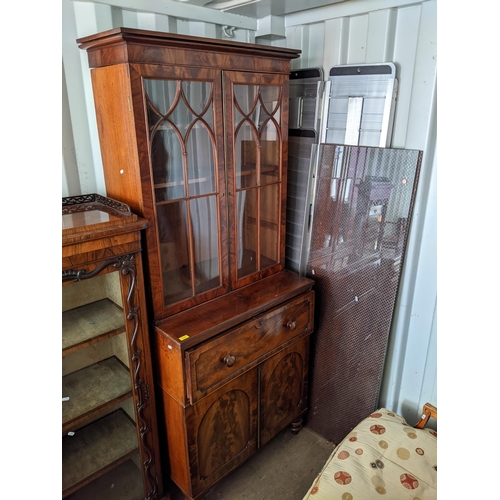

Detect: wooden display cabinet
[76,28,302,320]
[76,29,313,499]
[62,194,164,500]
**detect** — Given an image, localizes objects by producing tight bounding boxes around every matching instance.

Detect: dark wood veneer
[77,27,300,71]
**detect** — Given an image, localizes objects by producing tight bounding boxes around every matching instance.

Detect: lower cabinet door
[259,335,310,447]
[185,367,259,497]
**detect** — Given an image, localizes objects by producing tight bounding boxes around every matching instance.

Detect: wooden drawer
[186,290,314,403]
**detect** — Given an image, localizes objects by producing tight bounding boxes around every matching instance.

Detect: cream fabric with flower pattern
[303,408,437,500]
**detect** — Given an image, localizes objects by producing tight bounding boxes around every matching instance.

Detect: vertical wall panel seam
[390,3,422,148]
[383,8,398,62]
[340,16,350,65]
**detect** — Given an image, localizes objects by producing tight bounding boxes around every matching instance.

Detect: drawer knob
[223,354,236,367]
[287,320,297,331]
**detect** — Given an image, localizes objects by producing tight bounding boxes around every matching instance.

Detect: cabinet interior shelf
[151,122,212,132]
[62,356,133,434]
[154,175,211,189]
[65,459,144,500]
[238,164,278,177]
[236,161,278,176]
[62,409,139,498]
[63,299,125,356]
[153,164,278,190]
[243,217,279,230]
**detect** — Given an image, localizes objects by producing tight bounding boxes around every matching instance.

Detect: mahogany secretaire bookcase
[77,28,314,499]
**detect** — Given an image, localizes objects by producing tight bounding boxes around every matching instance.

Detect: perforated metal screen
[304,144,422,444]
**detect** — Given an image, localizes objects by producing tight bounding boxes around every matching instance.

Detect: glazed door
[224,71,289,289]
[259,336,310,447]
[138,65,229,317]
[185,368,258,497]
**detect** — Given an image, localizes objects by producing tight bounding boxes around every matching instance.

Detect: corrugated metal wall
[62,0,437,426]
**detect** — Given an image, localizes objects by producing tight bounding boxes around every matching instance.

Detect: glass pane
[186,123,215,196]
[235,122,258,189]
[146,79,217,202]
[182,81,212,120]
[168,97,191,139]
[145,79,179,118]
[190,196,220,294]
[157,201,193,305]
[151,126,185,201]
[260,121,280,186]
[145,78,223,307]
[233,85,259,119]
[259,85,280,118]
[232,83,284,280]
[237,189,257,279]
[260,184,279,269]
[259,86,280,186]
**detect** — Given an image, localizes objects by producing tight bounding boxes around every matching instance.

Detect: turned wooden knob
[223,354,236,367]
[286,320,297,330]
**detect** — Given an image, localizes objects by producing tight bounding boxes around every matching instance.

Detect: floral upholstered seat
[302,407,437,500]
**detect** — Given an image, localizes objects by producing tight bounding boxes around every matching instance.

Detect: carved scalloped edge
[62,193,133,216]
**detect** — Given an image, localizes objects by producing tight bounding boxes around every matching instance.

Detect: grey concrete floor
[168,426,335,500]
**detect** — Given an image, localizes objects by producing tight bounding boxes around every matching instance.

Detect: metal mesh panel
[305,144,422,444]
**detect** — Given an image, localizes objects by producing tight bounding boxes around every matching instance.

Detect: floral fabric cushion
[303,408,437,500]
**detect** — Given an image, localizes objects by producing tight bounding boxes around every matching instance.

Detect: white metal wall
[62,0,437,426]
